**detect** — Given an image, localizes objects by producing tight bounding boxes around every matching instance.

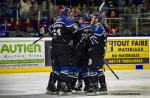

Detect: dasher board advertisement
[105,37,149,64]
[0,39,45,68]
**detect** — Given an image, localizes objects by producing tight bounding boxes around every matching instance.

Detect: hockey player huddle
[46,7,108,95]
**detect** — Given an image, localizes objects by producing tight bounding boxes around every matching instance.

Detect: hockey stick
[32,28,53,44]
[99,2,105,12]
[75,34,86,49]
[75,33,91,49]
[33,35,45,44]
[104,60,119,80]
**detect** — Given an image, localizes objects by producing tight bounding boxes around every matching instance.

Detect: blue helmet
[60,7,71,16]
[83,12,92,22]
[74,14,83,21]
[92,12,103,21]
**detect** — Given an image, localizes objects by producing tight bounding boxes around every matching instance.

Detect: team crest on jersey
[84,29,89,32]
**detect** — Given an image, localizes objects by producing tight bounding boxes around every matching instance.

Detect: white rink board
[0,37,150,73]
[0,38,52,68]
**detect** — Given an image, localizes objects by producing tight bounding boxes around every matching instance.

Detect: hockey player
[89,12,107,92]
[46,7,76,94]
[67,14,84,91]
[71,12,93,93]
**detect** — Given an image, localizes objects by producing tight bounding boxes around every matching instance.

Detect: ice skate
[99,82,107,95]
[46,83,58,95]
[74,81,83,92]
[59,82,72,95]
[86,83,99,96]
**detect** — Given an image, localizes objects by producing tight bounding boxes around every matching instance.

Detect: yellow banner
[106,39,149,52]
[105,39,149,64]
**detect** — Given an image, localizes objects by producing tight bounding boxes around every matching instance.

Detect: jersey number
[53,29,61,36]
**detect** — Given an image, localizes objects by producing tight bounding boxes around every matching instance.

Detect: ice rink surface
[0,70,150,98]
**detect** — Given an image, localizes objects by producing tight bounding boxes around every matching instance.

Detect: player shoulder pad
[55,16,66,24]
[65,17,75,27]
[91,24,106,36]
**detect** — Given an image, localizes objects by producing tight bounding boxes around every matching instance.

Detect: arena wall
[0,37,150,74]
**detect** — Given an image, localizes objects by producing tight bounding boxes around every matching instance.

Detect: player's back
[52,15,74,43]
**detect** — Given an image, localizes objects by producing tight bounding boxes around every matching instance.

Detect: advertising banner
[0,37,149,69]
[0,39,45,68]
[105,38,149,64]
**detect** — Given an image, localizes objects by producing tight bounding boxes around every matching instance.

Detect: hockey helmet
[83,11,92,22]
[92,12,103,21]
[60,7,71,16]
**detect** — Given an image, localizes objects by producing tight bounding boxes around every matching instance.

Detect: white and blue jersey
[87,23,107,45]
[55,15,75,28]
[91,23,105,36]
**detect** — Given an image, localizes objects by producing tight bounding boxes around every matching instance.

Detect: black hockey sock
[77,72,83,87]
[99,74,106,85]
[56,79,61,91]
[71,78,77,90]
[49,72,59,83]
[78,72,83,81]
[99,74,107,91]
[47,72,59,91]
[83,76,90,91]
[66,76,76,91]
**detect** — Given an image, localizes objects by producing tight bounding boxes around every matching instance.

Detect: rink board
[0,64,150,74]
[0,37,150,73]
